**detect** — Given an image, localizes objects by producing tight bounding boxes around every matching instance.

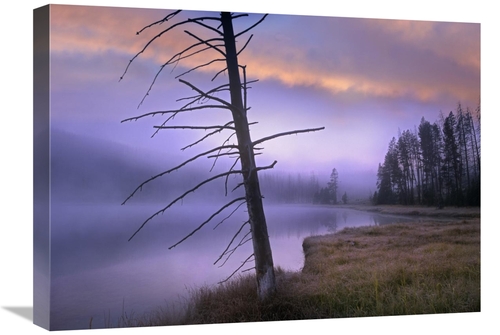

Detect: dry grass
[112,217,480,327]
[170,218,479,324]
[300,219,480,317]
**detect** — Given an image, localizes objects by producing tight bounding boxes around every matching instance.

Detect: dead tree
[120,10,324,301]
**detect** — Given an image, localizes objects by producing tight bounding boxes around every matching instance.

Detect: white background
[1,1,497,334]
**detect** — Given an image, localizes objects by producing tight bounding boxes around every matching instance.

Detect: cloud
[50,6,226,77]
[45,4,481,181]
[371,18,480,70]
[49,5,479,110]
[239,15,479,107]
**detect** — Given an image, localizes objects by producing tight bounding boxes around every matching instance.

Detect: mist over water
[49,201,418,330]
[46,129,415,330]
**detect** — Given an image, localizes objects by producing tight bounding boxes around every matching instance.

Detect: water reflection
[49,203,419,330]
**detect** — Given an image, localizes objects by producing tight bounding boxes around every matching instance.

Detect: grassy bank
[118,212,480,327]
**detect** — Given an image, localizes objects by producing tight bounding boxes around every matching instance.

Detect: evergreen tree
[418,118,442,205]
[442,111,462,205]
[327,168,339,204]
[374,103,479,207]
[341,191,348,204]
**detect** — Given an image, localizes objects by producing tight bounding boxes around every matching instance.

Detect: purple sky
[47,4,480,195]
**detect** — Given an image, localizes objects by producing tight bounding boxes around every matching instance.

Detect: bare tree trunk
[220,12,276,300]
[120,10,325,301]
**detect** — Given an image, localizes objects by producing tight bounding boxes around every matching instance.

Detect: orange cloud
[50,5,220,67]
[242,50,476,106]
[48,5,480,107]
[236,16,479,106]
[367,18,480,70]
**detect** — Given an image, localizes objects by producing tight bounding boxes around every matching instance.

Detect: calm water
[49,202,417,330]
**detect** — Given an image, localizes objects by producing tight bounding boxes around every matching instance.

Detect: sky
[1,1,498,334]
[42,2,481,198]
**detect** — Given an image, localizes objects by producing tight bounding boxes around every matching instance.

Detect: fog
[49,200,417,330]
[50,129,234,204]
[44,129,388,330]
[49,129,376,207]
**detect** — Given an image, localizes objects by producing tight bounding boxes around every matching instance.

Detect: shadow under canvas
[3,307,33,322]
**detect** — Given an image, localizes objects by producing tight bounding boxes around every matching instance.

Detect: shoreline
[327,203,480,219]
[175,213,480,324]
[97,203,481,328]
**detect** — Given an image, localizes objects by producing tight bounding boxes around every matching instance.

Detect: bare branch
[168,43,219,69]
[179,79,235,109]
[183,136,224,151]
[235,14,268,38]
[138,43,225,108]
[214,220,249,265]
[120,14,223,82]
[242,65,248,111]
[144,83,234,138]
[209,132,238,172]
[121,104,231,123]
[181,123,235,151]
[186,17,225,37]
[149,113,178,139]
[120,20,194,81]
[255,160,278,172]
[207,151,240,159]
[223,156,241,195]
[217,234,252,269]
[168,197,246,249]
[230,13,249,20]
[154,124,235,131]
[230,160,275,193]
[237,34,254,56]
[121,144,238,205]
[211,67,227,82]
[127,169,245,241]
[252,127,325,147]
[174,58,226,79]
[136,10,182,35]
[238,65,257,113]
[184,30,226,57]
[213,198,247,229]
[218,253,254,284]
[191,82,232,100]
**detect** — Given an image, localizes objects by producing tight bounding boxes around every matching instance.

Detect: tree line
[313,168,348,205]
[373,102,480,207]
[259,171,321,203]
[260,169,350,205]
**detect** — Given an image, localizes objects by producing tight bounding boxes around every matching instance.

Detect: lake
[49,202,418,330]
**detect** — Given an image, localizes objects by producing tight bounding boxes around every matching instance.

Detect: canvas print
[33,4,480,331]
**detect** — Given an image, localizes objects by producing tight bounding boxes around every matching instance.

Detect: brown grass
[112,217,480,327]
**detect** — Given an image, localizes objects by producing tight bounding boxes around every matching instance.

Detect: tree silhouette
[327,168,339,204]
[341,191,348,204]
[119,10,324,300]
[374,104,480,207]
